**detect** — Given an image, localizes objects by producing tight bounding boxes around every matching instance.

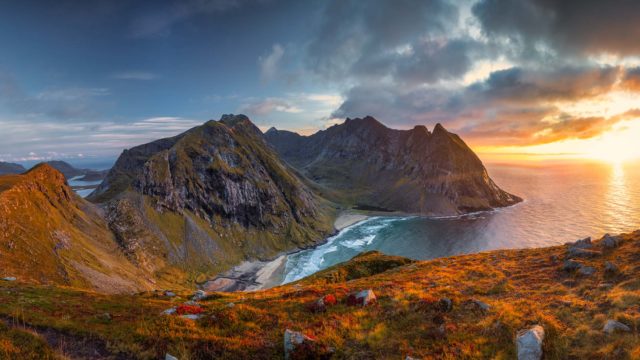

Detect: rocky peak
[24,163,68,187]
[217,114,261,135]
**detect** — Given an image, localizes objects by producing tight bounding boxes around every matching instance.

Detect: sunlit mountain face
[1,0,640,164]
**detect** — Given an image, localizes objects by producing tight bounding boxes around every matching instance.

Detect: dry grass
[0,231,639,359]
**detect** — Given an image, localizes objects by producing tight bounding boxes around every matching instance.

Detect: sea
[282,159,640,283]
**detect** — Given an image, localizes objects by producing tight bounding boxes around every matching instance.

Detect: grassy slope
[1,231,639,359]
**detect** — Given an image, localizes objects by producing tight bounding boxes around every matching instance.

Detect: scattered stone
[567,247,601,259]
[1,277,16,281]
[180,314,202,320]
[98,312,111,321]
[471,299,491,312]
[438,298,453,312]
[603,320,631,334]
[165,353,179,360]
[226,302,235,308]
[347,289,377,306]
[164,290,176,297]
[284,329,316,360]
[162,307,177,315]
[183,300,199,306]
[405,356,420,360]
[604,261,620,274]
[598,282,613,289]
[516,325,545,360]
[309,294,338,313]
[567,237,592,249]
[602,234,622,249]
[563,260,582,271]
[192,290,207,301]
[578,266,596,276]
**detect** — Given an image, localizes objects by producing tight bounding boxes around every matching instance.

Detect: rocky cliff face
[265,116,521,215]
[91,115,335,280]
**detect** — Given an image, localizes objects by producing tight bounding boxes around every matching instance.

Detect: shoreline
[201,205,518,293]
[201,210,376,292]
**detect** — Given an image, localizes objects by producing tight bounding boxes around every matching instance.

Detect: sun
[582,120,640,163]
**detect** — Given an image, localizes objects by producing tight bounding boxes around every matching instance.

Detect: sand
[333,211,370,230]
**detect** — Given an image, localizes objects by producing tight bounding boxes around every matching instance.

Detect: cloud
[112,71,159,80]
[258,43,284,83]
[129,0,250,38]
[0,73,109,121]
[472,0,640,59]
[238,97,302,115]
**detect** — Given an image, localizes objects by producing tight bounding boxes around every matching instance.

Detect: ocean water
[282,160,640,283]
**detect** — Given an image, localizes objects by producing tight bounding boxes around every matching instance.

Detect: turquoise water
[282,160,640,283]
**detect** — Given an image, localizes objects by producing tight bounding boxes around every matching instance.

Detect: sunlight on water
[282,160,640,283]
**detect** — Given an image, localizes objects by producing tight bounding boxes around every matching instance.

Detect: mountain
[265,116,521,215]
[1,230,637,359]
[44,160,108,181]
[89,114,335,281]
[0,161,26,175]
[0,164,156,293]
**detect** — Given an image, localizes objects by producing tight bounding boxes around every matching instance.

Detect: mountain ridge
[265,116,521,215]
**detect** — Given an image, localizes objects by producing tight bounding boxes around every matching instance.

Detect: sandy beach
[202,211,372,292]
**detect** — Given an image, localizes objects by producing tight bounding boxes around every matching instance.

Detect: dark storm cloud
[305,0,478,84]
[333,65,633,146]
[472,0,640,58]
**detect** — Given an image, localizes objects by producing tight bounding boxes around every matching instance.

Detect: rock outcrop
[265,116,521,215]
[516,325,545,360]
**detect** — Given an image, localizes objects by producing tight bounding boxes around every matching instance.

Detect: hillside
[0,164,157,293]
[0,161,25,175]
[1,231,638,359]
[265,117,521,215]
[44,160,108,181]
[88,114,335,283]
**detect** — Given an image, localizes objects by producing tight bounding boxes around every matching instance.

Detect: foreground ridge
[1,230,639,359]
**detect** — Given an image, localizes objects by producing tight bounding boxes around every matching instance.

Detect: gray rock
[348,289,377,306]
[567,237,592,249]
[563,260,582,271]
[192,290,207,301]
[226,302,235,308]
[604,261,620,274]
[602,234,622,248]
[164,290,176,297]
[1,277,16,281]
[183,300,199,306]
[162,307,177,315]
[438,298,453,312]
[603,320,631,334]
[567,247,601,259]
[284,329,315,360]
[578,266,596,276]
[165,354,179,360]
[516,325,545,360]
[471,299,491,311]
[180,314,202,320]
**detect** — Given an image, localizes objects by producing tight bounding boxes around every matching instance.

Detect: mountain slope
[0,164,156,293]
[1,231,638,359]
[89,114,335,282]
[0,161,25,175]
[265,116,521,215]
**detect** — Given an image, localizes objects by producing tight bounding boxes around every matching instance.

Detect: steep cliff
[90,115,335,281]
[265,116,521,215]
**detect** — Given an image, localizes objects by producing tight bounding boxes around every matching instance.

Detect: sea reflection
[283,160,640,283]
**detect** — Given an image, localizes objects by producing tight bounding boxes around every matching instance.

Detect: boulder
[604,261,620,274]
[471,299,491,312]
[347,289,377,306]
[603,320,631,334]
[162,307,177,315]
[164,290,176,297]
[567,237,592,249]
[516,325,545,360]
[562,260,581,271]
[165,353,179,360]
[567,247,601,259]
[438,298,453,312]
[1,277,16,281]
[602,234,622,249]
[192,290,207,301]
[578,266,596,276]
[284,329,316,360]
[180,314,202,320]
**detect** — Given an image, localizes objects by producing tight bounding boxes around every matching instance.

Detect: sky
[1,0,640,164]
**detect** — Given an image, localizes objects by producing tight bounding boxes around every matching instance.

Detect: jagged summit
[265,116,521,215]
